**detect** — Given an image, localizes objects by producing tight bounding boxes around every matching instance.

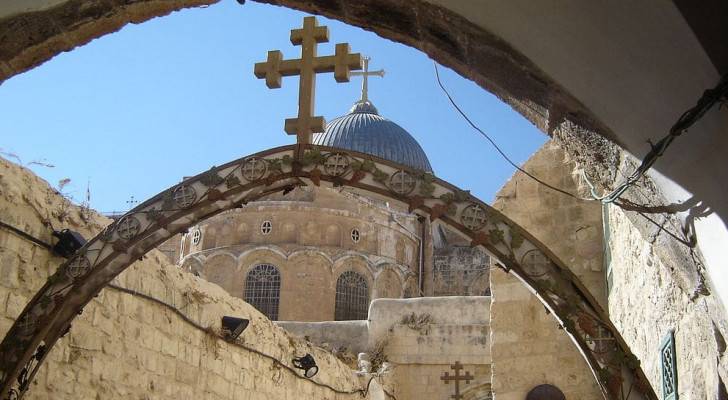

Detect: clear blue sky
[0,1,545,213]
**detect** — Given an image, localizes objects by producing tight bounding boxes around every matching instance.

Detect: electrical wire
[434,62,724,248]
[587,73,728,203]
[105,283,368,396]
[0,219,398,398]
[0,220,54,250]
[433,62,585,201]
[435,62,727,208]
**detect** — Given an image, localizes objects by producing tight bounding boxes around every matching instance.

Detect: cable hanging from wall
[0,217,400,399]
[434,62,727,206]
[587,73,728,204]
[434,61,727,248]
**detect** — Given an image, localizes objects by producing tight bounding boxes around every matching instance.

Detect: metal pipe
[417,216,426,297]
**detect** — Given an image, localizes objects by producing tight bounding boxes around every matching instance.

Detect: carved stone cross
[254,16,362,148]
[441,361,473,400]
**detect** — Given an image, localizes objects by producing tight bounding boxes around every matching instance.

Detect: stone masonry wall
[606,204,728,399]
[490,140,605,399]
[370,298,491,400]
[279,297,493,400]
[0,157,370,399]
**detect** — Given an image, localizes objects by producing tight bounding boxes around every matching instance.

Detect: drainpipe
[417,216,426,297]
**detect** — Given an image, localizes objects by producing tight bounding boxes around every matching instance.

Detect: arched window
[243,264,281,320]
[335,271,369,320]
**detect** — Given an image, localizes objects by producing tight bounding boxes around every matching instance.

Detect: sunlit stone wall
[490,140,605,400]
[0,157,367,400]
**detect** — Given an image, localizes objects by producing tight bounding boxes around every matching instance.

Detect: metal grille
[660,331,678,400]
[243,264,281,321]
[335,271,369,320]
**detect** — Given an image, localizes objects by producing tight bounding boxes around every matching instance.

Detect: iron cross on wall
[441,361,474,400]
[254,16,362,157]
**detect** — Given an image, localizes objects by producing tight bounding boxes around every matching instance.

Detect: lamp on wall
[52,229,86,258]
[221,316,249,341]
[292,354,319,378]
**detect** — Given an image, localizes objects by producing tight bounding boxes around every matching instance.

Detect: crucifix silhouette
[254,16,362,157]
[351,56,384,103]
[441,361,473,400]
[126,195,139,210]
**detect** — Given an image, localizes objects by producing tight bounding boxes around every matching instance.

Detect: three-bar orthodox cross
[254,16,362,156]
[351,56,384,102]
[441,361,473,400]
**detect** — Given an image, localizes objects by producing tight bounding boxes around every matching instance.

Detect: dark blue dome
[313,101,433,172]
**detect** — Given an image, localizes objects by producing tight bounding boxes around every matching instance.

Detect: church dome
[313,100,433,172]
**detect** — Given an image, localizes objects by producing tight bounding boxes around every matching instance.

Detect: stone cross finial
[351,56,384,102]
[254,16,362,147]
[441,361,474,400]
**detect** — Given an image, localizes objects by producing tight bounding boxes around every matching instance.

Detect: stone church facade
[159,98,492,323]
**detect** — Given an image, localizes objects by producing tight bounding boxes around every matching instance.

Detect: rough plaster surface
[278,296,493,400]
[0,157,369,399]
[280,297,493,399]
[371,297,491,400]
[276,320,369,355]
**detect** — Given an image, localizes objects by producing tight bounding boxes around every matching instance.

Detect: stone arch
[324,224,341,246]
[202,253,239,295]
[0,145,655,399]
[285,250,336,320]
[237,245,288,263]
[332,253,376,281]
[288,248,334,266]
[374,267,403,299]
[239,247,287,278]
[243,263,281,321]
[334,270,370,321]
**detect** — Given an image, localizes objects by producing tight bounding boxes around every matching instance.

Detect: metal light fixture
[292,354,319,378]
[221,316,249,341]
[52,229,86,258]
